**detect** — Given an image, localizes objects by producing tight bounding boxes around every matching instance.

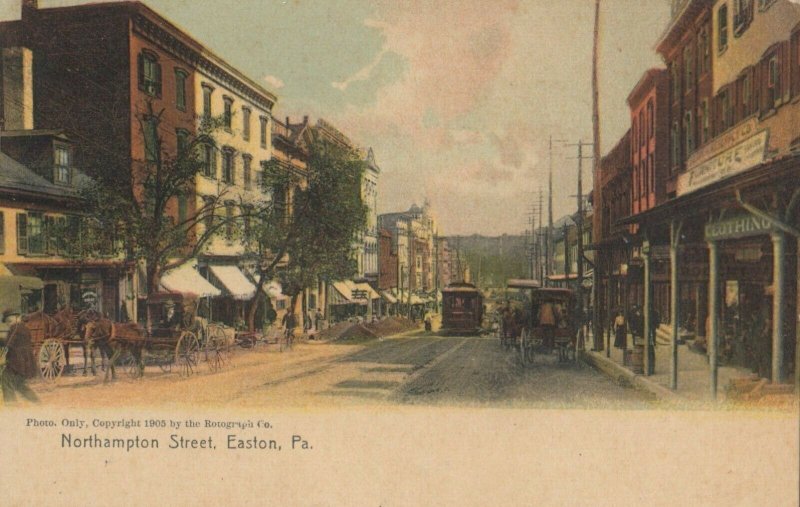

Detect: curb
[580,351,683,403]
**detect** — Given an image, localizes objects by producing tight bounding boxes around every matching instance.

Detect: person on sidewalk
[613,309,627,350]
[647,309,660,375]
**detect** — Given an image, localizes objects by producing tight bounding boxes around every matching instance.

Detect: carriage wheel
[175,332,200,378]
[122,352,143,379]
[204,335,223,373]
[38,339,65,381]
[518,329,528,367]
[158,356,173,374]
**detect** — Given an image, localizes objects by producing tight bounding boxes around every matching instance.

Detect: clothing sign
[677,129,768,196]
[704,213,773,241]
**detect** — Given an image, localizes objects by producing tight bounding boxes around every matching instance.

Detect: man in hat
[0,309,38,403]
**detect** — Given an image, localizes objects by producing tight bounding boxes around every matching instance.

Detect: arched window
[137,50,161,97]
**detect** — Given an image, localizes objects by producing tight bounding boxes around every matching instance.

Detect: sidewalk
[581,331,754,404]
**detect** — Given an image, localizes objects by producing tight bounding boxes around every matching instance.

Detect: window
[719,89,732,132]
[177,194,187,225]
[741,72,752,117]
[54,145,70,185]
[792,30,800,97]
[767,50,782,109]
[683,111,694,157]
[733,0,753,36]
[45,215,57,255]
[639,110,644,147]
[699,25,710,74]
[175,69,188,111]
[242,107,251,141]
[241,205,252,240]
[718,5,729,52]
[222,149,234,184]
[0,211,4,254]
[243,154,252,190]
[671,121,680,169]
[202,84,213,118]
[223,97,233,130]
[202,196,215,233]
[138,50,161,97]
[19,212,44,255]
[176,129,189,155]
[224,202,234,241]
[684,43,694,91]
[647,99,654,139]
[202,144,216,178]
[700,99,710,145]
[649,153,655,194]
[144,118,159,163]
[671,63,681,102]
[632,118,638,154]
[260,116,268,148]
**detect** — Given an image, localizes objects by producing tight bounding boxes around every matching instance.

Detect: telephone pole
[591,0,603,351]
[567,140,594,352]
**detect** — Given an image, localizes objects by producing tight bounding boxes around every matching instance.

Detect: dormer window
[54,145,71,185]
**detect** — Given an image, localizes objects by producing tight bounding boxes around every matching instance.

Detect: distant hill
[445,234,529,288]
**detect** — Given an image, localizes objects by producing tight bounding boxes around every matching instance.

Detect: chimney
[303,115,309,124]
[22,0,38,18]
[285,116,289,126]
[2,47,35,130]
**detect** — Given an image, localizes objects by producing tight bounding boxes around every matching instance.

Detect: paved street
[28,332,653,409]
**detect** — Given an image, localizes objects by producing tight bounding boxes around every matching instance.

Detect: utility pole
[568,140,594,352]
[591,0,603,352]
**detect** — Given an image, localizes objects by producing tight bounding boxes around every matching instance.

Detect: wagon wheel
[158,352,173,373]
[38,339,65,381]
[175,331,200,378]
[204,332,223,373]
[518,329,531,367]
[121,352,143,379]
[211,326,234,367]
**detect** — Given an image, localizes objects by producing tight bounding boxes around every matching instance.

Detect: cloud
[332,47,389,91]
[263,75,285,89]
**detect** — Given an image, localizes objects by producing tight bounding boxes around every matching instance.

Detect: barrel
[630,345,644,374]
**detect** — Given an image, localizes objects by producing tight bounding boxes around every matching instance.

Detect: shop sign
[704,213,773,241]
[677,128,768,196]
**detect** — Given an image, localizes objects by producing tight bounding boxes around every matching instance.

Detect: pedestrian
[314,309,323,331]
[0,310,38,404]
[613,309,627,350]
[282,310,296,338]
[648,308,660,375]
[538,301,556,350]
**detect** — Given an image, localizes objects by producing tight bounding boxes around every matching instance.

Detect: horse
[23,308,106,376]
[82,314,143,382]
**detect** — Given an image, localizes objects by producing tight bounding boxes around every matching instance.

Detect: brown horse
[82,314,143,382]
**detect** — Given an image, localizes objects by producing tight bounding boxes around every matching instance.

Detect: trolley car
[440,282,484,335]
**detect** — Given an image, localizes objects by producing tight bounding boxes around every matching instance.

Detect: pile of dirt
[316,322,355,341]
[336,324,379,342]
[365,316,419,337]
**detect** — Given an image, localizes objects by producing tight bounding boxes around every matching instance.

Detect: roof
[626,68,667,107]
[505,279,541,289]
[0,152,82,200]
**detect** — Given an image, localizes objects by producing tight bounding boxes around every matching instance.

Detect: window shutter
[17,213,28,255]
[137,53,144,91]
[154,62,162,97]
[782,41,791,103]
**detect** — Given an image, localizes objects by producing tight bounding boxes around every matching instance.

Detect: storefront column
[670,220,682,390]
[771,231,786,383]
[707,240,719,399]
[643,239,652,377]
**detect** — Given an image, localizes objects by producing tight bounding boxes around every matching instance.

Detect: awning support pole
[707,240,719,400]
[771,231,786,383]
[670,219,683,391]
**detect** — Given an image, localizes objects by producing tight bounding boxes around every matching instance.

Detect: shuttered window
[0,211,4,254]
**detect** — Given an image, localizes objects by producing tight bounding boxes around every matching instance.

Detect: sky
[0,0,670,235]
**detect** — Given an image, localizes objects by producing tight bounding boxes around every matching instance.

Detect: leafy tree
[80,101,237,297]
[246,138,368,330]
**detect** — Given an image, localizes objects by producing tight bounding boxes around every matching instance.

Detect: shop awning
[208,265,256,300]
[409,294,424,305]
[354,282,380,300]
[160,261,221,298]
[380,291,398,304]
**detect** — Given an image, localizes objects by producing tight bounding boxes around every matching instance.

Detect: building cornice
[131,11,276,112]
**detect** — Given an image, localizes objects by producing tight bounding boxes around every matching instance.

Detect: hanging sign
[704,212,773,241]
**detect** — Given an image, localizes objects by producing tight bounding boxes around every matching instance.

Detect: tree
[245,138,368,331]
[81,101,237,298]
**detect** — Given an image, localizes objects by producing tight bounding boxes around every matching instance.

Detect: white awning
[380,291,398,304]
[208,265,256,300]
[354,282,380,300]
[332,281,353,302]
[161,260,221,298]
